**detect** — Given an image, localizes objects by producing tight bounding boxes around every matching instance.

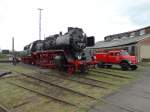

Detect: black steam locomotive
[21,27,96,74]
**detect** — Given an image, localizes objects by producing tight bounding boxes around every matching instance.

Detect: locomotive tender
[21,27,96,74]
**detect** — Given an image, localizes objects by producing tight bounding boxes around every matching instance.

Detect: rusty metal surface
[0,71,11,77]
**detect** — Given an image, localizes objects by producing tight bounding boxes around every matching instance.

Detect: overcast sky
[0,0,150,51]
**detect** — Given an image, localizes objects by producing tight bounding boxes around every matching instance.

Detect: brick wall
[145,27,150,34]
[140,37,150,45]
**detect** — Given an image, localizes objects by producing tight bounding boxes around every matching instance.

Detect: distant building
[93,26,150,61]
[2,50,10,54]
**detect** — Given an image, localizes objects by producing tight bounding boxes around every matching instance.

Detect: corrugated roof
[93,34,150,49]
[105,26,150,38]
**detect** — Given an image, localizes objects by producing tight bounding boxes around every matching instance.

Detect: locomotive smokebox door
[87,36,95,47]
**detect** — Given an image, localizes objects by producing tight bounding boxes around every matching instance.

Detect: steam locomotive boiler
[21,27,96,74]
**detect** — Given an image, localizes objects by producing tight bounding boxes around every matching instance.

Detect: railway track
[39,71,109,89]
[0,105,9,112]
[10,71,103,109]
[20,63,133,82]
[12,67,131,100]
[38,68,133,86]
[13,66,130,90]
[15,72,97,99]
[77,75,116,86]
[38,70,117,86]
[90,69,134,79]
[87,72,127,84]
[8,82,77,107]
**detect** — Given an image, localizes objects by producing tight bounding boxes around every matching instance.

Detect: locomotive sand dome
[21,27,96,74]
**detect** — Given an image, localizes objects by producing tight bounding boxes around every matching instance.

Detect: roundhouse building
[93,26,150,62]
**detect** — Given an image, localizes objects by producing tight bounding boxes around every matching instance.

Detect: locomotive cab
[87,36,95,47]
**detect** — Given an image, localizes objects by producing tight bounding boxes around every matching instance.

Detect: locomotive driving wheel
[67,65,75,76]
[80,64,88,73]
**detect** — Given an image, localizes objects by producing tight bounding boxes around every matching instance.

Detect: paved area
[89,68,150,112]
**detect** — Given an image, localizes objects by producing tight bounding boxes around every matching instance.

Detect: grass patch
[0,53,9,60]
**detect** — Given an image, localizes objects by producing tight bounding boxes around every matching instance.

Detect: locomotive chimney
[68,27,73,31]
[59,31,62,36]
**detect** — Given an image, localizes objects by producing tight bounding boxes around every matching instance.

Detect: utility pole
[37,8,43,40]
[12,37,14,55]
[12,37,16,65]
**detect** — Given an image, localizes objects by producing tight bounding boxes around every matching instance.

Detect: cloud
[116,0,150,26]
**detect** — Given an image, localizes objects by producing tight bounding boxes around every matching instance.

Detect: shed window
[140,29,145,35]
[130,32,135,37]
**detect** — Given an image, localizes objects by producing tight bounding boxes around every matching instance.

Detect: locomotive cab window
[87,36,95,47]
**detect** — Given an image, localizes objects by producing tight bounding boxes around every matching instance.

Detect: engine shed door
[140,45,150,59]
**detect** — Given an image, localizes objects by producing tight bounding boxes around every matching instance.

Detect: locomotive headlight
[78,56,82,60]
